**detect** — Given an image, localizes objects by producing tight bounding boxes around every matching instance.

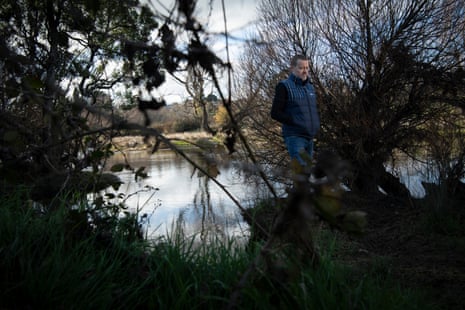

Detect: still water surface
[102,149,437,240]
[103,150,274,240]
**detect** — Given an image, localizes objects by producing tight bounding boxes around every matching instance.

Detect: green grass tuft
[0,190,436,309]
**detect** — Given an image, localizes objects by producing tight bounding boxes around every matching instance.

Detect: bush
[0,190,436,309]
[172,117,201,132]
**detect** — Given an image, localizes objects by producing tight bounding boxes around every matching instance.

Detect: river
[100,148,437,241]
[102,149,277,241]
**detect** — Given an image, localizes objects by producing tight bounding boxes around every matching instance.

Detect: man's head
[290,54,309,81]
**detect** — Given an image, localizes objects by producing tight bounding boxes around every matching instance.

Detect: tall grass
[418,183,465,236]
[0,189,436,309]
[0,189,150,309]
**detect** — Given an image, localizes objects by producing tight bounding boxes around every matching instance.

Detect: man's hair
[290,54,309,67]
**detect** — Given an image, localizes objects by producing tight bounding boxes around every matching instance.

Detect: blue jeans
[284,136,314,165]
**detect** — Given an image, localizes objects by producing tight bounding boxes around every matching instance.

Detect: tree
[0,1,370,293]
[0,0,232,198]
[213,104,229,129]
[1,0,157,181]
[237,0,465,197]
[184,65,217,134]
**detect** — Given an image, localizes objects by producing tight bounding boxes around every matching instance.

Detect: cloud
[197,0,258,32]
[143,0,259,104]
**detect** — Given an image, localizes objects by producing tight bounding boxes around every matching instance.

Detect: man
[271,54,320,165]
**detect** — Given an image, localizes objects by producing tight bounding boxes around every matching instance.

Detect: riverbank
[0,189,439,309]
[111,132,216,151]
[243,190,465,309]
[109,134,465,308]
[339,192,465,309]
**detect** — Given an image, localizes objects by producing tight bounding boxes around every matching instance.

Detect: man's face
[292,59,309,81]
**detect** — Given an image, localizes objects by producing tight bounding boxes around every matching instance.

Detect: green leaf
[105,193,116,199]
[314,195,341,218]
[314,184,342,218]
[135,166,148,181]
[90,150,105,160]
[338,211,367,233]
[110,163,125,172]
[300,151,313,166]
[112,183,121,191]
[290,158,304,175]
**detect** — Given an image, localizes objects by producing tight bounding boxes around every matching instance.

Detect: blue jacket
[271,73,320,138]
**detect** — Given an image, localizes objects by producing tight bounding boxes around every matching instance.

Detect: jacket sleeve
[271,82,293,125]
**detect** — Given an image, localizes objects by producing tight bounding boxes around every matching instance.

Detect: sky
[147,0,261,104]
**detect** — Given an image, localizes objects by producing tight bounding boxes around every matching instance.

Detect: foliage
[0,189,148,309]
[0,190,435,309]
[0,0,233,200]
[234,150,367,303]
[423,107,465,197]
[183,65,219,134]
[214,104,229,129]
[418,177,465,236]
[0,0,460,307]
[0,0,159,189]
[172,115,201,132]
[236,0,465,197]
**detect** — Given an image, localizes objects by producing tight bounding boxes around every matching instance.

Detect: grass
[0,189,437,309]
[413,182,465,236]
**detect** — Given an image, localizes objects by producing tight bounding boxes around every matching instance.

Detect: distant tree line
[119,96,225,134]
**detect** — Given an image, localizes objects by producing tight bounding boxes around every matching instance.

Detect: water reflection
[386,155,441,198]
[103,150,267,241]
[101,148,449,240]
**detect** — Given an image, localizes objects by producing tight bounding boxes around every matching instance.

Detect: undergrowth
[0,189,436,309]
